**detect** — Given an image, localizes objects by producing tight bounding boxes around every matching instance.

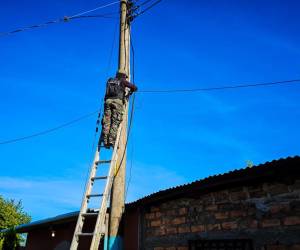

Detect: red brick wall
[142,180,300,250]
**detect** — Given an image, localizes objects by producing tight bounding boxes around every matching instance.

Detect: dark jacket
[105,77,137,100]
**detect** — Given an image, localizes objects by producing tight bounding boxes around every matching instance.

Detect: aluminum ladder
[70,124,123,250]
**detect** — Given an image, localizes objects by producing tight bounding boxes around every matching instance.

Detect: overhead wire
[2,78,298,146]
[105,21,119,78]
[138,0,162,16]
[0,1,120,37]
[124,27,136,200]
[132,0,162,19]
[69,14,118,20]
[125,131,134,201]
[138,79,300,93]
[138,0,156,7]
[3,2,298,149]
[68,1,119,18]
[0,110,99,145]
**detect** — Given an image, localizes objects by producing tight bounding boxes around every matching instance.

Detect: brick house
[14,156,300,250]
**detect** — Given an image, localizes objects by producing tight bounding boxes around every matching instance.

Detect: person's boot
[103,139,110,149]
[109,142,115,149]
[100,133,110,149]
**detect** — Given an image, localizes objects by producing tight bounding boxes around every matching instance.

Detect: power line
[0,110,99,145]
[138,0,155,7]
[125,129,134,201]
[124,29,136,200]
[131,0,162,19]
[0,15,116,38]
[138,0,162,16]
[0,1,119,37]
[69,1,119,18]
[68,14,118,20]
[114,93,136,176]
[105,22,119,78]
[138,79,300,93]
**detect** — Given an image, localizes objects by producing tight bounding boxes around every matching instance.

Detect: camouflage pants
[101,98,124,147]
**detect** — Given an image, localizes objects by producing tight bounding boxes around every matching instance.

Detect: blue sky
[0,0,300,221]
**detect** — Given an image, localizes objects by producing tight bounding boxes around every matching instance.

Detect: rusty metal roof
[127,156,300,208]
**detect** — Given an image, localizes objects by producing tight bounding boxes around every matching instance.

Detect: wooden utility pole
[106,0,130,249]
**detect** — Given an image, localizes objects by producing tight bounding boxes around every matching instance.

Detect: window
[189,239,253,250]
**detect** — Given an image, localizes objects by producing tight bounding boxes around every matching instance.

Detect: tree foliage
[245,160,254,168]
[1,228,19,250]
[0,196,31,250]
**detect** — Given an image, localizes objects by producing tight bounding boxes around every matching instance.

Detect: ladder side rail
[90,122,124,250]
[70,151,100,250]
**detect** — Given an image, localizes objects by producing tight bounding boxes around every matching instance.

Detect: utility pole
[106,0,130,249]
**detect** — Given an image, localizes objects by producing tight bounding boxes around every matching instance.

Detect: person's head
[116,70,128,80]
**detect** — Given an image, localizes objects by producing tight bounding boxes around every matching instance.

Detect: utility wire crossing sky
[0,0,161,37]
[0,79,299,146]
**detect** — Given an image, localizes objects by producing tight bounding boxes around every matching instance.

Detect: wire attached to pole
[0,1,120,37]
[138,79,300,93]
[0,110,99,145]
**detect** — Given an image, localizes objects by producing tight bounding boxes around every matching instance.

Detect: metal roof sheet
[126,156,300,208]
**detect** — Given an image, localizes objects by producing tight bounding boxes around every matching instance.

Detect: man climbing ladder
[70,0,135,249]
[100,70,137,149]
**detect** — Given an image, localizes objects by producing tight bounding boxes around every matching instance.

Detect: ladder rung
[87,194,103,198]
[95,160,111,165]
[81,212,98,217]
[91,176,108,181]
[76,233,94,237]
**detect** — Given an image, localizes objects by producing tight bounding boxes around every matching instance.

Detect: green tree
[0,196,31,250]
[245,160,254,168]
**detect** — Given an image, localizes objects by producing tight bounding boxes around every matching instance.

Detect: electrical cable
[70,14,118,20]
[124,28,136,199]
[130,29,135,84]
[0,110,99,145]
[69,1,119,18]
[114,93,136,176]
[132,0,162,19]
[138,0,155,7]
[0,1,120,37]
[138,0,162,16]
[138,79,300,93]
[125,132,134,201]
[105,21,119,78]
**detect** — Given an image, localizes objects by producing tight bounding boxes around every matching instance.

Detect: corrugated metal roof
[127,156,300,208]
[8,156,300,233]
